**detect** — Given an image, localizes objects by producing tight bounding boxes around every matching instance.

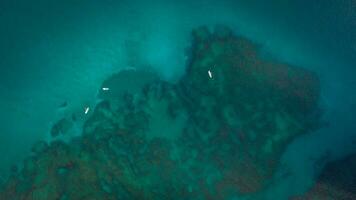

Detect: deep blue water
[0,0,355,199]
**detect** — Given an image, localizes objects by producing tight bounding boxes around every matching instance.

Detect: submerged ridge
[0,26,322,200]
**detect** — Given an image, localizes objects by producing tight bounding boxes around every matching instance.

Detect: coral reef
[0,26,321,199]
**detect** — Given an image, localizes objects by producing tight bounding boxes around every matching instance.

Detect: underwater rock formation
[0,26,321,199]
[292,154,356,200]
[51,118,74,138]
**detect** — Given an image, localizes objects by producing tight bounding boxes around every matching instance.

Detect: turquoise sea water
[0,0,355,199]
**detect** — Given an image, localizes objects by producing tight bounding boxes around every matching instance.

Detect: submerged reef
[292,154,356,200]
[0,26,322,199]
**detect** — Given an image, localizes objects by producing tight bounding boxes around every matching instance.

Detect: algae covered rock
[0,25,322,200]
[177,25,321,195]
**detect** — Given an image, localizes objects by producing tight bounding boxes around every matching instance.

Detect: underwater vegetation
[0,26,322,199]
